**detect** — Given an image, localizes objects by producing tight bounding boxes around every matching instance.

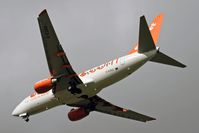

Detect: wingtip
[39,9,47,16]
[151,117,156,121]
[140,15,145,19]
[145,117,156,122]
[176,62,187,68]
[181,64,187,68]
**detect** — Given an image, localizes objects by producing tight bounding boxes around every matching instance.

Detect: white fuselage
[12,50,157,117]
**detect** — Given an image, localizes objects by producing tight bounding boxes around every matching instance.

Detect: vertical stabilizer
[138,16,156,53]
[128,14,164,54]
[149,13,164,45]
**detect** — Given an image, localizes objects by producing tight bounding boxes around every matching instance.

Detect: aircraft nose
[12,98,27,117]
[12,108,19,116]
[12,106,20,117]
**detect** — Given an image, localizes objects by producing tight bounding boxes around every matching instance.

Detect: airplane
[12,9,186,122]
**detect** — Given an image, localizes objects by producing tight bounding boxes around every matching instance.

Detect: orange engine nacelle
[68,107,90,121]
[34,78,56,94]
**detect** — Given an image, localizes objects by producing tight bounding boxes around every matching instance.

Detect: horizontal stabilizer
[150,52,186,68]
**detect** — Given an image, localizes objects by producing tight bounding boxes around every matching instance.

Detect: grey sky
[0,0,198,133]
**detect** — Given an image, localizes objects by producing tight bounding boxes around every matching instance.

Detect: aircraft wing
[70,96,156,122]
[37,10,82,85]
[92,96,155,122]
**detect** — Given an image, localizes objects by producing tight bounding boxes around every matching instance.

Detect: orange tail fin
[149,13,164,44]
[128,13,164,54]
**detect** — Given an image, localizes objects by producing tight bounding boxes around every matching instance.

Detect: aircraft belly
[41,52,155,106]
[55,79,98,104]
[55,52,154,105]
[29,100,59,115]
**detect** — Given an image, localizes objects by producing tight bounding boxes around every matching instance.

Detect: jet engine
[34,78,57,94]
[68,107,90,121]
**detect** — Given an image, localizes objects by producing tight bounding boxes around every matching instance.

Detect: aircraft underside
[12,9,185,123]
